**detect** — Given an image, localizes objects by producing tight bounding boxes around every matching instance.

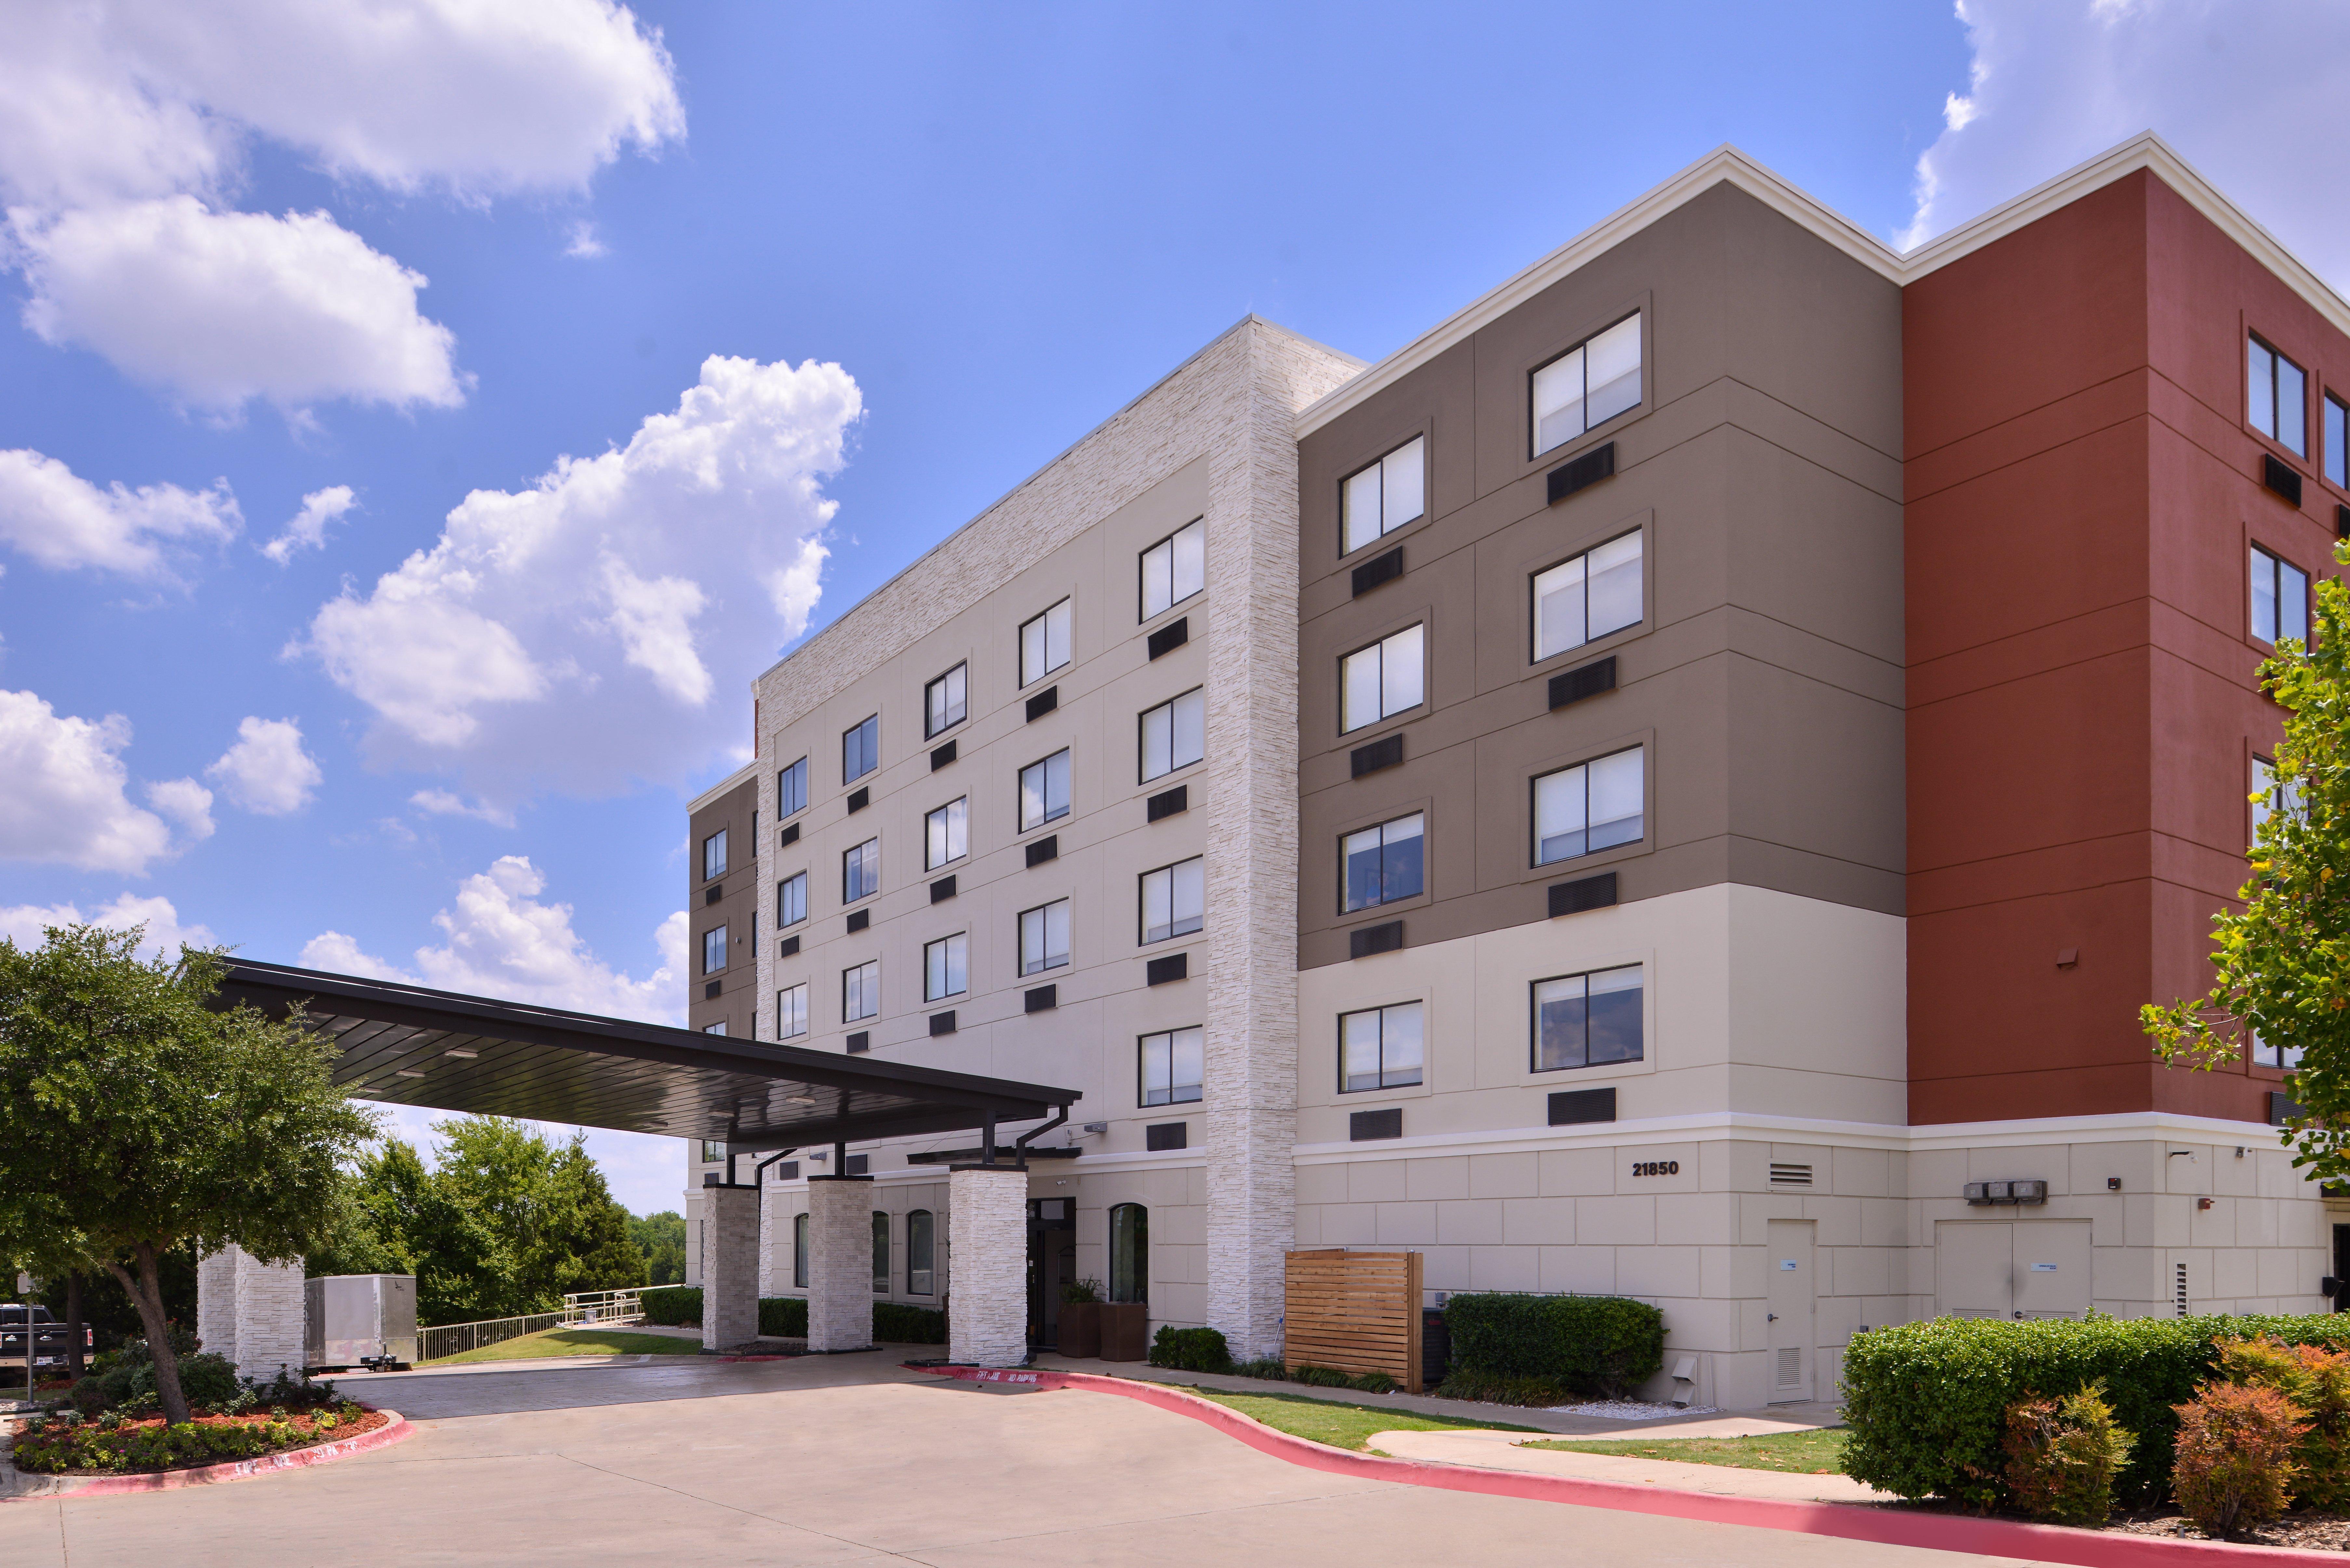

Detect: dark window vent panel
[1146,1122,1188,1152]
[1548,655,1617,710]
[774,1161,799,1181]
[1351,546,1404,598]
[704,885,722,905]
[846,786,870,814]
[1026,834,1059,868]
[1548,871,1619,918]
[1147,617,1189,660]
[1546,440,1616,505]
[1350,733,1403,778]
[1146,785,1188,822]
[1145,952,1188,986]
[777,822,800,848]
[846,1031,870,1054]
[1024,984,1058,1013]
[1548,1087,1617,1126]
[2273,1089,2308,1126]
[703,980,722,1000]
[1349,1107,1403,1142]
[929,1010,956,1036]
[930,875,957,903]
[844,1154,870,1175]
[1026,686,1059,722]
[2265,453,2305,505]
[2337,503,2349,540]
[846,909,870,933]
[777,935,800,959]
[1349,920,1404,959]
[931,739,957,770]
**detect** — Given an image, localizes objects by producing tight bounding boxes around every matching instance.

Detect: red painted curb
[918,1367,2338,1567]
[9,1410,414,1499]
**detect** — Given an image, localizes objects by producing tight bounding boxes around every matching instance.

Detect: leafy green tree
[629,1211,687,1285]
[0,925,378,1423]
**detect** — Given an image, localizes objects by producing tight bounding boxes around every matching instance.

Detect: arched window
[872,1210,891,1294]
[1108,1203,1148,1304]
[907,1209,935,1296]
[793,1212,809,1289]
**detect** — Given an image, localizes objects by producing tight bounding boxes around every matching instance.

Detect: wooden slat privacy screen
[1282,1248,1423,1393]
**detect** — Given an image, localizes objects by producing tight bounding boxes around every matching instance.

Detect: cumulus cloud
[409,788,515,828]
[302,354,861,794]
[300,855,687,1024]
[144,777,216,841]
[1902,0,2350,281]
[206,715,323,815]
[261,484,356,564]
[0,891,217,959]
[0,448,240,579]
[564,220,608,259]
[0,689,183,872]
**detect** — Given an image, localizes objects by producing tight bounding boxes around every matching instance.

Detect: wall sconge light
[2107,1177,2122,1191]
[2197,1197,2215,1211]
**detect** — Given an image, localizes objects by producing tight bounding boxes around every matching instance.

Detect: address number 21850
[1630,1160,1680,1177]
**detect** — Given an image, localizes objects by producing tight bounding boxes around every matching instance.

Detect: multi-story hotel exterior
[684,135,2347,1409]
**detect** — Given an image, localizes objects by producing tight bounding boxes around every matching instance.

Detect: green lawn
[1175,1386,1545,1452]
[426,1328,707,1364]
[1519,1426,1849,1474]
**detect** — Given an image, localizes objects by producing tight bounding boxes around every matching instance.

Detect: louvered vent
[2175,1262,2189,1318]
[1768,1162,1813,1187]
[1776,1347,1802,1387]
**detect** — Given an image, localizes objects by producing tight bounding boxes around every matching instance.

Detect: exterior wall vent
[846,909,870,933]
[705,884,723,905]
[703,980,721,1000]
[1024,984,1057,1013]
[1146,1122,1188,1152]
[1548,872,1617,917]
[1350,733,1404,777]
[1352,546,1404,598]
[845,1031,870,1054]
[931,739,956,770]
[777,935,800,958]
[774,1161,799,1181]
[1769,1162,1813,1187]
[1548,1087,1615,1125]
[1546,440,1616,505]
[844,1154,869,1176]
[777,821,799,847]
[1349,920,1403,959]
[1349,1107,1403,1141]
[1146,785,1188,822]
[929,1010,956,1036]
[1026,686,1059,722]
[930,875,956,903]
[846,786,870,814]
[1145,952,1188,986]
[2264,452,2304,505]
[1147,617,1189,660]
[1025,834,1058,867]
[1548,655,1617,710]
[2175,1262,2189,1318]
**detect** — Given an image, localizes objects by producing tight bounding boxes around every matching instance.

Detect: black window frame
[842,959,879,1023]
[701,828,728,882]
[1338,434,1427,557]
[1528,526,1644,664]
[1137,686,1205,784]
[1138,854,1205,945]
[1527,309,1644,461]
[906,1209,936,1296]
[1018,747,1072,832]
[1137,1024,1204,1108]
[1018,896,1071,977]
[2250,544,2311,648]
[1339,810,1426,914]
[842,714,881,786]
[924,663,968,740]
[1529,744,1646,869]
[1108,1202,1148,1304]
[1529,963,1646,1074]
[1138,516,1206,621]
[1337,1000,1424,1094]
[923,930,969,1002]
[1019,596,1072,688]
[842,837,880,904]
[2250,332,2310,458]
[2328,390,2350,490]
[701,922,728,976]
[777,755,809,817]
[775,981,809,1040]
[793,1212,809,1288]
[871,1210,890,1294]
[777,870,808,928]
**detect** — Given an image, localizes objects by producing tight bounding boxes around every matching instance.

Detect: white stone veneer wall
[949,1166,1028,1366]
[195,1246,239,1364]
[193,1245,306,1382]
[700,1186,761,1351]
[806,1177,875,1351]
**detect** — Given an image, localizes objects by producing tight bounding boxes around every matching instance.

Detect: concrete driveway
[1,1355,2038,1566]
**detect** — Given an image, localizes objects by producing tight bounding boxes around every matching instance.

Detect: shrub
[1434,1370,1572,1407]
[1230,1358,1288,1381]
[873,1303,947,1344]
[2000,1382,2133,1526]
[1148,1327,1232,1373]
[1347,1371,1399,1395]
[2216,1335,2350,1511]
[68,1377,113,1417]
[174,1353,240,1412]
[1441,1293,1663,1399]
[2172,1381,2307,1538]
[1293,1364,1355,1389]
[638,1287,702,1327]
[1061,1278,1102,1304]
[758,1297,807,1337]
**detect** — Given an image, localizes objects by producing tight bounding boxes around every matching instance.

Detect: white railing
[416,1283,697,1363]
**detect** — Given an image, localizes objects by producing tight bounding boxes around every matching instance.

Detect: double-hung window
[2250,335,2308,456]
[1141,519,1205,618]
[843,837,880,903]
[1139,1026,1203,1106]
[1533,532,1642,660]
[1339,1001,1423,1092]
[843,960,879,1023]
[1532,312,1642,457]
[702,828,728,881]
[702,924,728,974]
[925,663,967,738]
[923,933,968,1001]
[777,871,807,928]
[1533,747,1644,865]
[1341,436,1425,554]
[1533,965,1644,1071]
[1139,689,1204,783]
[2252,756,2305,841]
[925,797,968,869]
[775,982,808,1040]
[843,714,880,784]
[1019,749,1070,831]
[2251,547,2310,647]
[1342,812,1424,912]
[1021,598,1072,686]
[1340,625,1424,733]
[1140,856,1204,943]
[1019,898,1070,975]
[777,755,809,817]
[2329,393,2349,490]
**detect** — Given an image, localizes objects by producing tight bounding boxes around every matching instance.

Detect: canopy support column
[196,1243,304,1381]
[948,1165,1027,1367]
[806,1174,875,1352]
[699,1183,760,1351]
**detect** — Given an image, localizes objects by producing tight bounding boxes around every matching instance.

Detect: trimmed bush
[1148,1326,1233,1373]
[2001,1382,2132,1526]
[1292,1364,1354,1389]
[2216,1335,2350,1511]
[1441,1293,1663,1399]
[638,1287,701,1327]
[2173,1381,2307,1538]
[874,1302,947,1344]
[1433,1370,1571,1407]
[759,1297,807,1337]
[1230,1357,1288,1380]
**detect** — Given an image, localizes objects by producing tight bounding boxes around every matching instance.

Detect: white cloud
[206,715,323,815]
[261,484,356,564]
[299,855,686,1024]
[0,891,216,959]
[144,777,215,841]
[302,354,860,795]
[0,689,182,872]
[1901,0,2350,281]
[409,788,515,828]
[0,447,240,579]
[564,220,608,259]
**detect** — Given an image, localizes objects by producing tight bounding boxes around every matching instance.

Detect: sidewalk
[1362,1426,1889,1504]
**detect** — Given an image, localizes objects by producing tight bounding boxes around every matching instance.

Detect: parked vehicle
[0,1304,90,1373]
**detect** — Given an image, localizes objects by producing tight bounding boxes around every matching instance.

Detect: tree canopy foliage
[628,1211,686,1286]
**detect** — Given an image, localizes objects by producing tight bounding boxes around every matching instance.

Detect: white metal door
[1766,1219,1815,1402]
[2013,1220,2092,1319]
[1937,1221,2013,1319]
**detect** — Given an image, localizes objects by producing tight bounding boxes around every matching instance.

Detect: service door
[1766,1219,1816,1403]
[2012,1221,2092,1319]
[1937,1221,2012,1318]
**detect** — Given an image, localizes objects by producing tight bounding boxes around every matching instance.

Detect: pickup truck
[0,1304,92,1374]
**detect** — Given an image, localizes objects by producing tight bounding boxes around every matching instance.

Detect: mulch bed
[2112,1511,2350,1551]
[11,1406,389,1476]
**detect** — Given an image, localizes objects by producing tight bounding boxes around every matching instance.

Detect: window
[924,932,968,1001]
[1020,898,1070,976]
[843,714,880,784]
[925,664,967,738]
[1340,624,1425,733]
[1139,688,1204,783]
[702,828,728,881]
[1108,1203,1148,1304]
[1019,748,1071,830]
[872,1211,890,1294]
[1533,747,1644,865]
[925,797,968,869]
[700,1140,727,1164]
[2252,756,2305,841]
[778,756,809,817]
[2329,393,2348,489]
[702,924,728,975]
[907,1209,935,1295]
[1339,1001,1424,1092]
[2251,547,2310,647]
[1533,531,1642,660]
[1532,312,1642,457]
[1139,1026,1203,1106]
[1021,597,1072,686]
[777,871,807,928]
[1342,812,1424,912]
[843,960,879,1022]
[776,983,809,1040]
[793,1213,809,1289]
[2250,335,2308,457]
[1140,856,1204,943]
[843,837,880,903]
[703,1021,727,1036]
[1533,964,1645,1071]
[1141,518,1205,618]
[1341,436,1427,554]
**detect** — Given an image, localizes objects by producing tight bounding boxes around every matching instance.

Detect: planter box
[1058,1301,1101,1358]
[1100,1302,1148,1362]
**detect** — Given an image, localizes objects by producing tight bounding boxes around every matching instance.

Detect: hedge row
[635,1289,944,1344]
[1842,1314,2350,1506]
[1441,1293,1665,1399]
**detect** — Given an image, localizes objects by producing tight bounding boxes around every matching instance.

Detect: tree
[629,1211,687,1285]
[0,925,378,1423]
[2146,541,2350,1182]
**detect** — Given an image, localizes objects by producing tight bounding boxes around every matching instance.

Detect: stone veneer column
[229,1246,306,1382]
[700,1185,761,1351]
[195,1246,239,1364]
[948,1166,1027,1368]
[805,1175,874,1352]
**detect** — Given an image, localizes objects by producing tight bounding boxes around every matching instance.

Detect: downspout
[1012,1105,1070,1168]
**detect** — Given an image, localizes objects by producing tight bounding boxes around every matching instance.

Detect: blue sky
[4,1,2345,1213]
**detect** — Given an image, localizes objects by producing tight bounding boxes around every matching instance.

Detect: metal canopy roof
[214,959,1079,1151]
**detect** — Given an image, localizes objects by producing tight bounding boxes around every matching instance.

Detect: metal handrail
[416,1283,697,1363]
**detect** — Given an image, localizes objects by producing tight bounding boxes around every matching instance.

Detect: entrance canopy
[215,958,1079,1152]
